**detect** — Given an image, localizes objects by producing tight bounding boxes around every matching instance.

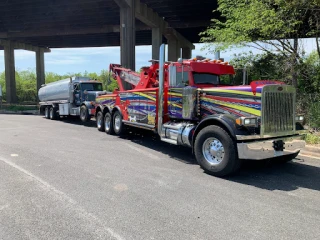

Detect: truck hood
[200,86,262,117]
[199,81,285,117]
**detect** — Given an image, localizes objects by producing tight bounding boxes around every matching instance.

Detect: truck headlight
[236,117,258,127]
[295,115,304,123]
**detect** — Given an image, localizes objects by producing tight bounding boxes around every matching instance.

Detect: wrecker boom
[109,61,168,91]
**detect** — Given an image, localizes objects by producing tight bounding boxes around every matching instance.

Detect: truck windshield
[193,73,234,85]
[81,83,103,91]
[193,73,219,85]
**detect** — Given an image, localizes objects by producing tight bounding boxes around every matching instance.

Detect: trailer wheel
[194,125,242,177]
[80,105,90,122]
[49,107,57,120]
[45,107,50,119]
[113,111,124,135]
[104,112,114,135]
[96,111,104,132]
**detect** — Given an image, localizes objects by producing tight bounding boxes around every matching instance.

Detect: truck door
[168,65,190,119]
[74,83,81,105]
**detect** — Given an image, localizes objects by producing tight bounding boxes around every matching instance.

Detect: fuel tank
[38,76,90,102]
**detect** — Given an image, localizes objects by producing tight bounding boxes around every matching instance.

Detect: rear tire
[96,111,104,132]
[113,111,124,135]
[80,105,90,122]
[45,107,50,119]
[194,126,242,177]
[104,112,114,135]
[49,107,58,120]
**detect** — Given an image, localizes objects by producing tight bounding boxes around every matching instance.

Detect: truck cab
[39,77,106,122]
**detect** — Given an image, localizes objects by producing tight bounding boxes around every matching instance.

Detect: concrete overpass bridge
[0,0,218,103]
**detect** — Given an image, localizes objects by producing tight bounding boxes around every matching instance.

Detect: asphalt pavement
[0,115,319,240]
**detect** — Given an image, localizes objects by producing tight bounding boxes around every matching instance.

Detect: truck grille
[261,85,295,136]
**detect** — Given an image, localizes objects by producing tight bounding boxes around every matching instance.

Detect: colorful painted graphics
[97,91,157,125]
[200,86,262,118]
[96,85,263,125]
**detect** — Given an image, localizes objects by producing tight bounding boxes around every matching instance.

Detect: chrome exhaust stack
[157,44,165,136]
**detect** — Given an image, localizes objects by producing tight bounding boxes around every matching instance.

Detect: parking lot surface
[1,115,320,240]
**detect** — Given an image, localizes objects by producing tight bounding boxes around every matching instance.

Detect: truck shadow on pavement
[58,117,97,128]
[226,158,320,192]
[121,128,320,192]
[59,118,320,192]
[120,127,197,165]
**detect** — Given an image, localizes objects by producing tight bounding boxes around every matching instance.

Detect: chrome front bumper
[237,135,305,160]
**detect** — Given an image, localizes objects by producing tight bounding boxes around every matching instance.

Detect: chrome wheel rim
[80,108,86,120]
[50,109,53,119]
[105,115,111,132]
[97,114,102,128]
[202,137,225,165]
[114,115,121,131]
[45,108,49,117]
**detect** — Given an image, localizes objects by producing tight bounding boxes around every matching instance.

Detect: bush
[0,69,117,103]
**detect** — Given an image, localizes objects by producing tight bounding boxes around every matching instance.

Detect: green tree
[200,0,320,87]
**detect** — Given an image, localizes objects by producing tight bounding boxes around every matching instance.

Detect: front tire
[194,126,242,177]
[80,105,90,122]
[96,111,104,132]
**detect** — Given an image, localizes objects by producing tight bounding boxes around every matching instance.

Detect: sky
[0,39,318,75]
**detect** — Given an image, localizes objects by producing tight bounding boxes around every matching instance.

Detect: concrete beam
[168,39,181,61]
[36,49,45,94]
[0,39,50,52]
[135,0,160,28]
[152,28,162,60]
[164,28,195,50]
[120,0,135,72]
[182,47,192,59]
[0,25,150,38]
[114,0,131,8]
[134,0,194,50]
[4,41,17,103]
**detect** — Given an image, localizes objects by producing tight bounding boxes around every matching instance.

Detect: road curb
[300,145,320,159]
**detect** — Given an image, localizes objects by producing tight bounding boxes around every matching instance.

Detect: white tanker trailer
[38,76,107,122]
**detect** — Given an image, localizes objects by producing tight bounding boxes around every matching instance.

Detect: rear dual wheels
[44,107,50,119]
[49,107,58,120]
[113,111,124,135]
[98,111,124,135]
[194,126,242,177]
[104,112,114,135]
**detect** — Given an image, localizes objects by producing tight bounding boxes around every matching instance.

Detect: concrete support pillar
[4,41,17,103]
[182,47,192,59]
[215,51,220,60]
[152,27,162,60]
[36,49,45,93]
[168,39,180,61]
[120,0,135,70]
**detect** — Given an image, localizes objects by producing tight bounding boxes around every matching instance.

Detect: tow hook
[273,140,285,151]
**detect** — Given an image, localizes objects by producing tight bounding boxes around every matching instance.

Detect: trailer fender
[112,106,123,118]
[95,105,112,118]
[192,115,250,149]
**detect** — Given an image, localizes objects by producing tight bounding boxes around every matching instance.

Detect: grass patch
[305,133,320,145]
[0,104,38,112]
